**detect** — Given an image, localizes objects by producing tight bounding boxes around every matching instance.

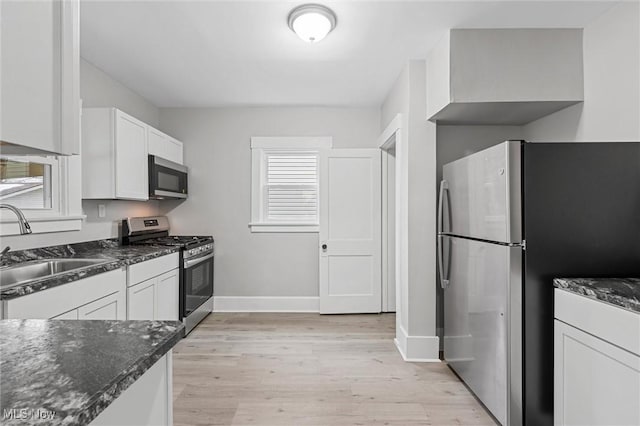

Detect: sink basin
[0,258,116,291]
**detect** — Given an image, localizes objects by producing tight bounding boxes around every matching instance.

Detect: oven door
[149,155,188,199]
[182,252,214,318]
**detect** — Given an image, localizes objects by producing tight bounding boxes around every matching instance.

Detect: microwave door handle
[184,252,214,269]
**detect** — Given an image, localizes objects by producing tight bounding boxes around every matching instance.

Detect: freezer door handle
[438,180,450,289]
[437,180,449,236]
[437,235,449,289]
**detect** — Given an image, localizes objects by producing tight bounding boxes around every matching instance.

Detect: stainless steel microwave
[148,155,188,199]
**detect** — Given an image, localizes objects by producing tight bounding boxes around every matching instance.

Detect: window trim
[249,137,332,233]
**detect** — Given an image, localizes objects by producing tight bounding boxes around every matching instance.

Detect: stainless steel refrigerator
[438,140,640,426]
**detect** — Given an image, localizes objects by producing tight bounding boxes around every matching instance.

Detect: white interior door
[319,149,382,314]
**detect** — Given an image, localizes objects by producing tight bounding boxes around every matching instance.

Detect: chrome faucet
[0,204,32,235]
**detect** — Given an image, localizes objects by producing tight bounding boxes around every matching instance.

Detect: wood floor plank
[173,313,497,425]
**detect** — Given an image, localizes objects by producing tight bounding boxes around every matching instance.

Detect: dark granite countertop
[0,319,183,425]
[554,278,640,314]
[0,240,179,301]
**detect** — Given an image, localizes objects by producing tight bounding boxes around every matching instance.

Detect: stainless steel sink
[0,258,116,290]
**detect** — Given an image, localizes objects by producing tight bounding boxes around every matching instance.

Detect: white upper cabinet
[426,29,584,125]
[0,0,80,156]
[82,108,149,200]
[115,111,149,200]
[148,128,184,165]
[82,108,184,200]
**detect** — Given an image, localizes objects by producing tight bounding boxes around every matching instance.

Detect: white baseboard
[395,324,440,362]
[213,296,319,312]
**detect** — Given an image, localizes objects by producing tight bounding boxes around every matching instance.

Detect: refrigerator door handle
[437,180,449,236]
[437,235,449,289]
[438,180,450,289]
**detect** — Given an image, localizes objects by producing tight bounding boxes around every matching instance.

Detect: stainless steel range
[121,216,213,335]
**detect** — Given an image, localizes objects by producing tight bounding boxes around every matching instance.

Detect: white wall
[158,107,380,298]
[80,59,160,127]
[381,60,439,360]
[3,60,161,250]
[523,2,639,142]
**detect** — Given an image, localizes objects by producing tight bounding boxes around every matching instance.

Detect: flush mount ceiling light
[288,4,337,43]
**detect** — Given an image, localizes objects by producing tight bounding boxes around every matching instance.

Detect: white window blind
[265,152,318,223]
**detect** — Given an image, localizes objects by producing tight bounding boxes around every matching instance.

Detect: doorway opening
[380,134,397,312]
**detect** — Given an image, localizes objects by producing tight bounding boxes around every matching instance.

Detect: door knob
[321,244,327,250]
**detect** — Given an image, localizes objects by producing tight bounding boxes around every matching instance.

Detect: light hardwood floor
[172,313,497,426]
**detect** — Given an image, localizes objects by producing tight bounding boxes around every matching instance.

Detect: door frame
[378,114,404,314]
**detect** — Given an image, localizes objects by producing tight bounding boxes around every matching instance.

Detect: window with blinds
[265,152,318,223]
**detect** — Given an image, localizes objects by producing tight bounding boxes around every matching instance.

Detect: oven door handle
[184,252,214,269]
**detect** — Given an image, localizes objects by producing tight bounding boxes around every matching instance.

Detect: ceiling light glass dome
[288,4,337,43]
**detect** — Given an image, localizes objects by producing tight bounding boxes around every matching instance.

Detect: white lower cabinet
[2,254,179,322]
[51,309,80,320]
[78,292,122,320]
[156,269,180,320]
[554,289,640,426]
[90,352,173,426]
[128,279,156,320]
[127,253,180,321]
[3,268,126,320]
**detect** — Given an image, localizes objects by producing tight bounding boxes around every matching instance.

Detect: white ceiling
[80,0,616,108]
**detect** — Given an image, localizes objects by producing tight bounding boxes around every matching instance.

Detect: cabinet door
[156,269,179,320]
[148,127,183,165]
[554,320,640,426]
[115,110,148,200]
[78,292,120,320]
[0,0,79,155]
[148,128,168,159]
[128,279,156,320]
[166,137,183,165]
[51,308,79,320]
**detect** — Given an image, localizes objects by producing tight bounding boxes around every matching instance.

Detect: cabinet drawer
[555,289,640,355]
[3,268,126,319]
[128,253,179,286]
